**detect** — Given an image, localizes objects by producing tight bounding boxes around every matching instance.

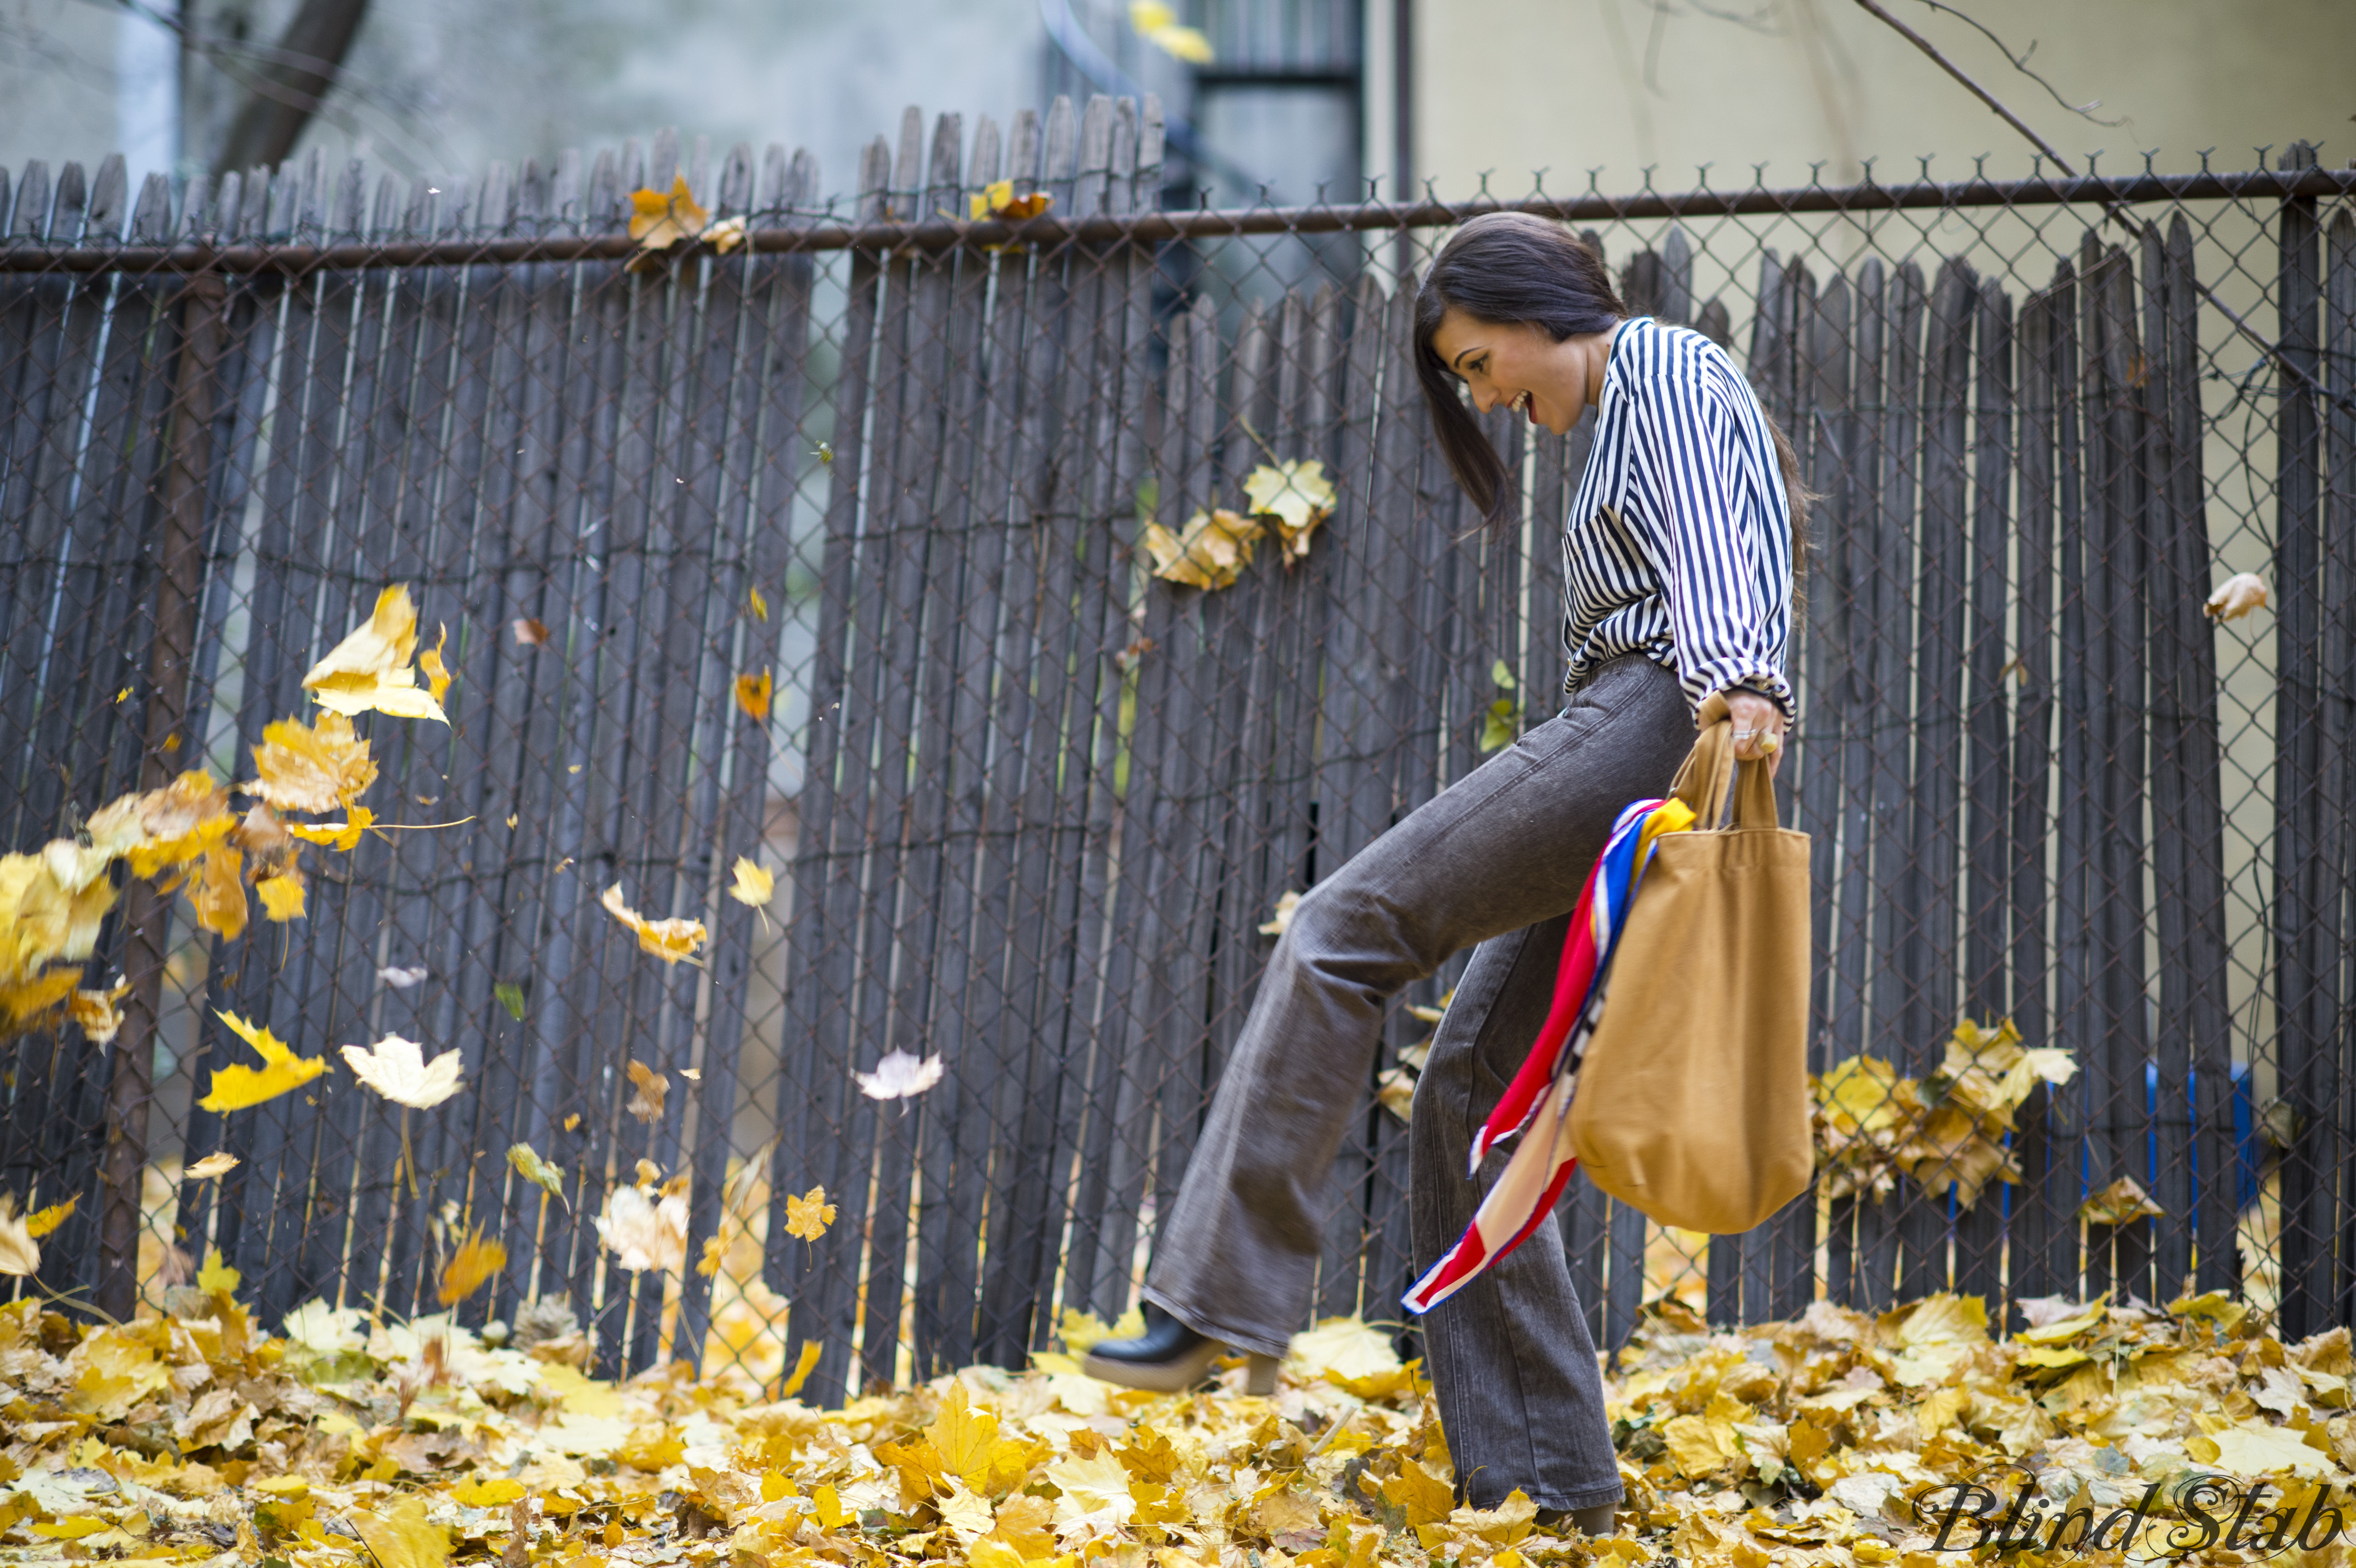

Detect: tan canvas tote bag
[1567,695,1815,1234]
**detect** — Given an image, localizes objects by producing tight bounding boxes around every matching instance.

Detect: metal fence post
[97,272,225,1323]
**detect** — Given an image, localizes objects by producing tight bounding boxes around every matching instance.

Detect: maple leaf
[0,1197,38,1275]
[596,1182,688,1273]
[507,1143,567,1205]
[630,175,711,250]
[303,584,448,723]
[624,1059,668,1122]
[436,1226,506,1306]
[785,1185,836,1242]
[0,854,116,986]
[600,883,708,964]
[1141,508,1262,590]
[729,856,775,908]
[198,1009,329,1112]
[855,1048,945,1101]
[247,710,377,814]
[185,1151,239,1180]
[97,769,236,878]
[68,977,129,1044]
[1129,0,1213,61]
[0,965,83,1031]
[255,870,305,922]
[2203,571,2269,622]
[286,806,374,852]
[735,669,774,721]
[341,1034,464,1109]
[2079,1175,2164,1226]
[1243,458,1337,564]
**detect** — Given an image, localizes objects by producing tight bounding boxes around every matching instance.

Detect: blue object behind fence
[2143,1061,2262,1213]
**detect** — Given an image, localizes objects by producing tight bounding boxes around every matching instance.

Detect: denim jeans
[1143,653,1693,1511]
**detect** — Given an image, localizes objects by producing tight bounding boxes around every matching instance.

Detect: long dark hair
[1413,212,1811,572]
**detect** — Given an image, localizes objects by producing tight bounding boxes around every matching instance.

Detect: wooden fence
[2,107,2351,1394]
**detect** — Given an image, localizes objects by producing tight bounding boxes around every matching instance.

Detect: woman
[1086,212,1801,1535]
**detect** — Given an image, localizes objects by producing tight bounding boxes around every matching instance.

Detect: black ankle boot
[1080,1304,1279,1394]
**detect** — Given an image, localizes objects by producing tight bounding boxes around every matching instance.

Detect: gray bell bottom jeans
[1142,653,1693,1512]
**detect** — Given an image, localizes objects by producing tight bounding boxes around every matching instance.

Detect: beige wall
[1412,0,2355,192]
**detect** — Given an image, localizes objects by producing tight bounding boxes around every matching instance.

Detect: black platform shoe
[1080,1303,1279,1394]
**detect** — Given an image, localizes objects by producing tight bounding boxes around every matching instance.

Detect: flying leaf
[341,1034,465,1110]
[437,1226,507,1306]
[2203,572,2269,622]
[494,980,526,1019]
[1258,889,1300,937]
[255,871,306,922]
[747,585,769,621]
[303,584,448,723]
[595,1182,688,1273]
[600,883,708,965]
[511,617,550,647]
[855,1049,945,1102]
[285,806,374,852]
[779,1339,825,1397]
[735,670,774,722]
[24,1194,74,1240]
[1491,658,1518,691]
[785,1185,837,1242]
[1479,695,1521,752]
[507,1143,567,1204]
[188,845,247,939]
[378,962,428,990]
[0,1196,37,1276]
[68,976,130,1044]
[625,1060,668,1123]
[185,1152,239,1180]
[729,857,775,909]
[1129,0,1213,61]
[1242,459,1336,564]
[1141,508,1262,590]
[94,769,236,877]
[247,711,378,814]
[419,623,452,705]
[229,801,297,879]
[0,966,82,1032]
[198,1009,330,1112]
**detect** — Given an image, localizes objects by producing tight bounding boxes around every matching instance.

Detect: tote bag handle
[1669,693,1782,831]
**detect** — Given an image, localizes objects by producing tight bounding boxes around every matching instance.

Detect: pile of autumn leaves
[5,1270,2356,1568]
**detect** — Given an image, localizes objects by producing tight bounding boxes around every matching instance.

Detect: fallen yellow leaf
[255,870,305,922]
[729,856,775,908]
[779,1339,824,1397]
[341,1034,464,1109]
[1141,508,1262,590]
[352,1495,452,1568]
[25,1194,75,1240]
[0,1194,35,1276]
[198,1009,330,1112]
[625,1059,668,1122]
[285,805,373,852]
[735,669,774,721]
[1243,458,1337,564]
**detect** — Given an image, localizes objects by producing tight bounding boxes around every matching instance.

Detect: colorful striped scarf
[1402,794,1694,1315]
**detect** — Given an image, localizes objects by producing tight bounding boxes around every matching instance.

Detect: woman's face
[1429,308,1590,436]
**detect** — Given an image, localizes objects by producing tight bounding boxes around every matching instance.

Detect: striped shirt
[1560,316,1797,721]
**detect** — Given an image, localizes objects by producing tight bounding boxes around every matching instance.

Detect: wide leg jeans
[1143,653,1693,1512]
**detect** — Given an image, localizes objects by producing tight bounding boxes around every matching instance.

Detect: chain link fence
[3,99,2351,1401]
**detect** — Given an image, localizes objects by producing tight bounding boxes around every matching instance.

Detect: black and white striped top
[1561,316,1796,721]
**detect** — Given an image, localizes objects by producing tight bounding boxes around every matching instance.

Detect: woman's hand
[1723,688,1786,775]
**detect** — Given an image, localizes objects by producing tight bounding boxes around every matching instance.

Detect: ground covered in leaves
[5,1281,2355,1568]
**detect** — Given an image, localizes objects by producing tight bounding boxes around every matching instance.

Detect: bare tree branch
[212,0,373,176]
[1847,0,2078,174]
[1898,0,2121,127]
